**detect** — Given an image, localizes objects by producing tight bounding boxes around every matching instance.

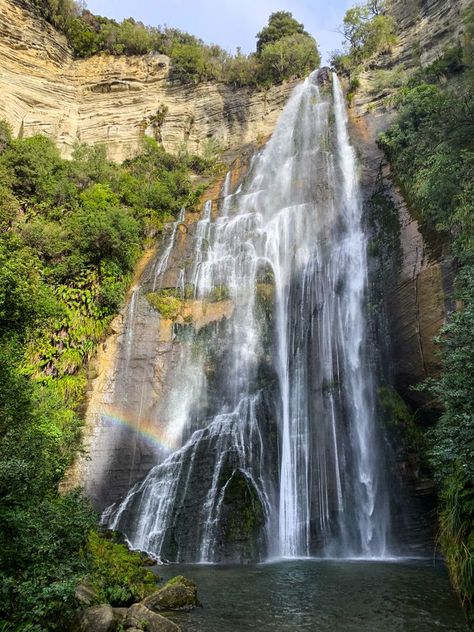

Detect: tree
[339,0,396,63]
[256,11,308,53]
[67,184,139,271]
[259,33,320,83]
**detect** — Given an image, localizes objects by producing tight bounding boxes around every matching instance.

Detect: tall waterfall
[105,71,391,561]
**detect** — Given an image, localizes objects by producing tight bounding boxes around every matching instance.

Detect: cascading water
[105,71,391,561]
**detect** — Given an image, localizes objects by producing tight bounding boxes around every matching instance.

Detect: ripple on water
[159,559,468,632]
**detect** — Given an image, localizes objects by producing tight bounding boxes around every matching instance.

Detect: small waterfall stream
[105,72,391,561]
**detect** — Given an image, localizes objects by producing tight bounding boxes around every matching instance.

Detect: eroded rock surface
[0,0,295,161]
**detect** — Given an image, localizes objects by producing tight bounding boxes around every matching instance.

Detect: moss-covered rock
[213,467,266,562]
[76,604,114,632]
[142,575,201,612]
[146,291,182,321]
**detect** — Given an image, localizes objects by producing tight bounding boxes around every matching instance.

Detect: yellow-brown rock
[0,0,295,161]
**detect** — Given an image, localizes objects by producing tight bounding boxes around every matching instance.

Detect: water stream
[105,72,392,561]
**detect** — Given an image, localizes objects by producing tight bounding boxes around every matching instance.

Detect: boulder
[142,576,201,612]
[124,603,180,631]
[78,604,114,632]
[75,581,99,607]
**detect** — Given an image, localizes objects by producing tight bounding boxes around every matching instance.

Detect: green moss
[207,285,230,302]
[377,385,426,452]
[146,290,182,320]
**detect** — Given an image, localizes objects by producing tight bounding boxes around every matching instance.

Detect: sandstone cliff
[0,0,295,162]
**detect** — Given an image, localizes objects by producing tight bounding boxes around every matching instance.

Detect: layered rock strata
[0,0,295,161]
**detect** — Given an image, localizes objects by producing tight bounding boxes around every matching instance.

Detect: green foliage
[342,1,396,61]
[256,11,308,53]
[258,33,320,85]
[0,490,96,631]
[147,290,182,320]
[371,65,409,93]
[377,385,425,452]
[0,126,201,629]
[85,532,156,606]
[332,0,396,78]
[29,2,319,88]
[68,184,139,270]
[169,42,222,84]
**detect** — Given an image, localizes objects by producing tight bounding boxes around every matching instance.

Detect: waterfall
[105,71,391,561]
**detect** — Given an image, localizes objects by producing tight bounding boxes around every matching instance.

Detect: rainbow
[101,406,180,452]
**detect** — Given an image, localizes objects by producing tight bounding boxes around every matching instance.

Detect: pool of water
[159,558,467,631]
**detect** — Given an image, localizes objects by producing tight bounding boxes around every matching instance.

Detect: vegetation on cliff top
[0,127,205,629]
[25,2,320,87]
[330,0,396,79]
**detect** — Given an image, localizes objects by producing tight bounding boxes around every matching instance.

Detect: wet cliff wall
[0,0,295,162]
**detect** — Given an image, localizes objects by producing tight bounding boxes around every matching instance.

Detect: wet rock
[213,469,266,562]
[77,604,114,632]
[140,551,158,566]
[142,576,201,612]
[124,603,180,631]
[316,66,332,87]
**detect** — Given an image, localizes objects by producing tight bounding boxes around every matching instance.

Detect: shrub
[258,33,320,84]
[146,290,182,320]
[86,532,156,606]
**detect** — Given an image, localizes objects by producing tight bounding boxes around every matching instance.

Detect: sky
[85,0,354,64]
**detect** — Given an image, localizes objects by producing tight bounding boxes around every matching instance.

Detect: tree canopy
[256,11,308,53]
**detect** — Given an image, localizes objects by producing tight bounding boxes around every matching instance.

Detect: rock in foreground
[143,575,201,612]
[124,603,180,631]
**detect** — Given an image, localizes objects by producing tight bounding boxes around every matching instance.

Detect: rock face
[0,0,295,161]
[62,157,265,515]
[347,0,466,552]
[350,0,466,402]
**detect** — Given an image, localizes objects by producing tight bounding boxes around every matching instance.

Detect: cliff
[351,0,468,405]
[0,0,295,162]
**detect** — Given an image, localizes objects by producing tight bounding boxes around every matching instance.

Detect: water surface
[160,559,467,631]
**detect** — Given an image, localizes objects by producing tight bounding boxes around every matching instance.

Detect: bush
[86,532,156,606]
[258,33,320,84]
[0,492,96,631]
[68,184,140,271]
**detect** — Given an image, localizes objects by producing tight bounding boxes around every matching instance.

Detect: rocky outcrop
[77,604,115,632]
[355,0,471,118]
[74,575,198,632]
[0,0,295,161]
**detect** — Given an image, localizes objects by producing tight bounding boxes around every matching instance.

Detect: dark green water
[159,559,467,631]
